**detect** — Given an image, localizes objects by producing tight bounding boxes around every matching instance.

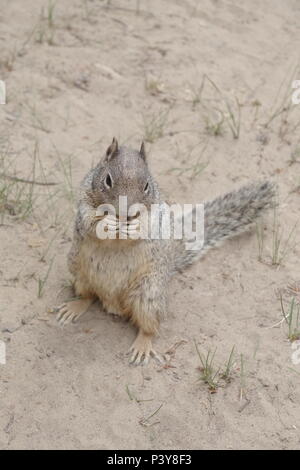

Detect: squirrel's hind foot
[56,297,94,326]
[128,330,165,366]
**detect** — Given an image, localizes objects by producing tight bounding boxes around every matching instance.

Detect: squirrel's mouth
[116,211,141,223]
[97,209,144,242]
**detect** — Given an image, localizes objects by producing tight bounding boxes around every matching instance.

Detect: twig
[164,339,187,356]
[0,173,58,186]
[238,398,251,413]
[266,316,290,329]
[126,385,134,401]
[139,403,163,427]
[266,292,291,328]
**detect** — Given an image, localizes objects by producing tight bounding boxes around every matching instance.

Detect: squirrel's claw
[56,304,80,326]
[129,348,146,365]
[128,331,165,366]
[55,298,94,326]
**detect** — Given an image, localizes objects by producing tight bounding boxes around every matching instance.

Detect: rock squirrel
[56,138,276,365]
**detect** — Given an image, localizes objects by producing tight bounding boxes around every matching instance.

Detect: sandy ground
[0,0,300,450]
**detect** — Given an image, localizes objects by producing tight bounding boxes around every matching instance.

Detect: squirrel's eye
[144,182,149,194]
[104,173,113,189]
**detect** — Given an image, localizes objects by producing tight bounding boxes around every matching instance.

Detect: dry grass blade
[139,403,163,427]
[0,173,58,186]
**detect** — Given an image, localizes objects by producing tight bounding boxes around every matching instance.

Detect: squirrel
[56,138,276,365]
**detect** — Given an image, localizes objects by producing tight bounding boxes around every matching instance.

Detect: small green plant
[23,102,50,133]
[264,64,300,141]
[36,0,56,45]
[195,342,236,392]
[168,141,208,180]
[250,99,262,127]
[144,76,165,97]
[187,80,205,110]
[141,108,170,143]
[170,160,207,179]
[0,26,39,75]
[264,65,296,129]
[38,256,55,298]
[47,0,56,27]
[239,354,247,401]
[195,345,220,392]
[0,139,67,227]
[271,207,298,266]
[52,143,75,204]
[204,110,225,136]
[221,346,235,383]
[0,141,39,221]
[280,295,300,342]
[255,206,297,267]
[197,74,242,139]
[255,220,265,262]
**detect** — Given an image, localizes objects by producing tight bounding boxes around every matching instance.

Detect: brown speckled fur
[62,139,276,364]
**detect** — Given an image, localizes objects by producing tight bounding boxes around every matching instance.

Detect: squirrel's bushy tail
[173,181,277,272]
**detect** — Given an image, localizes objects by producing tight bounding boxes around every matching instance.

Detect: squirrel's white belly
[78,238,149,314]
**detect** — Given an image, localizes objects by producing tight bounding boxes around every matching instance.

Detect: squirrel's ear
[105,137,119,162]
[140,141,146,161]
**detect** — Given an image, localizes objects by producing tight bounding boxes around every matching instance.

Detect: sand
[0,0,300,450]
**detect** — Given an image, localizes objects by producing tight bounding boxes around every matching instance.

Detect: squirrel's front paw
[55,298,94,326]
[128,330,165,366]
